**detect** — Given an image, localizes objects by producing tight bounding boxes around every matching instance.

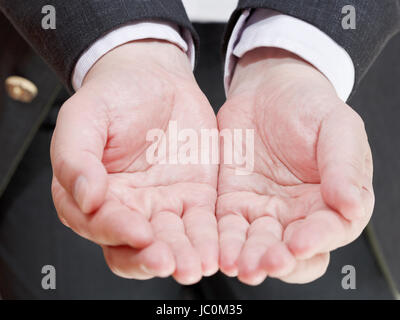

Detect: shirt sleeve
[72,20,195,91]
[224,8,355,102]
[0,0,198,92]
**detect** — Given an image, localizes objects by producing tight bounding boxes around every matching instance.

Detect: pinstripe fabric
[0,0,197,91]
[224,0,400,95]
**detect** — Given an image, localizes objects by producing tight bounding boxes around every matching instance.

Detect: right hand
[51,40,219,285]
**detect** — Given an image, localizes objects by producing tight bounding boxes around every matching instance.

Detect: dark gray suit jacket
[225,0,400,95]
[0,0,198,92]
[1,0,399,95]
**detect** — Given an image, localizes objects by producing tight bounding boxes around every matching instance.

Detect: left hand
[217,48,374,285]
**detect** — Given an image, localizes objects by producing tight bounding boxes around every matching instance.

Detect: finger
[259,241,297,278]
[218,214,249,277]
[279,253,330,284]
[102,241,175,279]
[237,216,295,286]
[283,209,369,260]
[50,92,108,214]
[52,178,153,248]
[151,211,202,285]
[318,105,372,220]
[183,206,219,277]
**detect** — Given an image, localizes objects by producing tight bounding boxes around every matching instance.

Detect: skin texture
[50,40,219,285]
[217,48,374,285]
[51,41,374,287]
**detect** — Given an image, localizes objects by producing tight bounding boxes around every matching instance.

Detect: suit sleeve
[225,0,400,92]
[0,0,198,91]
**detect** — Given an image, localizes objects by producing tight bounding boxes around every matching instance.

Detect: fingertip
[238,270,267,286]
[74,168,108,214]
[237,247,265,283]
[202,254,219,277]
[338,185,365,220]
[219,248,239,277]
[174,264,203,285]
[220,264,238,277]
[125,218,154,249]
[322,177,365,221]
[287,240,313,260]
[141,242,175,278]
[280,253,330,284]
[173,248,202,285]
[260,243,296,277]
[237,258,267,286]
[73,175,90,213]
[285,224,322,260]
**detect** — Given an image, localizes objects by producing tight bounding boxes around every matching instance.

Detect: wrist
[229,47,335,98]
[82,39,194,87]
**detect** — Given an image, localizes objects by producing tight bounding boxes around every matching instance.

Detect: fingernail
[349,185,364,218]
[140,264,154,275]
[59,216,70,228]
[74,176,89,213]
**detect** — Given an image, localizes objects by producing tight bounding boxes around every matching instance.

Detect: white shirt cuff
[225,9,355,102]
[72,21,195,91]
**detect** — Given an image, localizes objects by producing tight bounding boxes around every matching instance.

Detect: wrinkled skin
[51,41,374,287]
[217,48,374,285]
[51,40,219,285]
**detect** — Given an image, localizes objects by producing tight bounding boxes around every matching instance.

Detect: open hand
[51,40,219,285]
[217,48,374,285]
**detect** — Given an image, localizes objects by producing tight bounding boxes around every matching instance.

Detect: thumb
[51,91,108,214]
[318,103,372,221]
